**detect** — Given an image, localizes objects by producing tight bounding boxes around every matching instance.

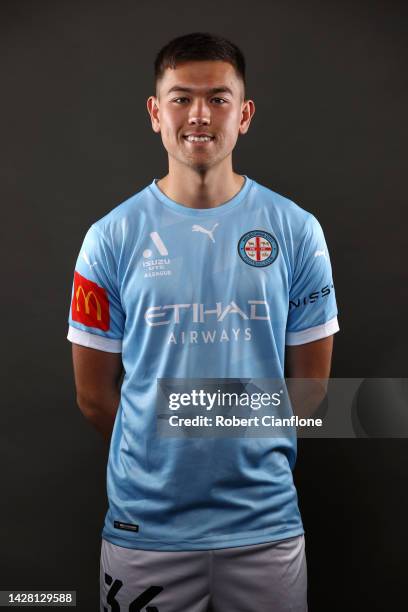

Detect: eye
[172,97,189,104]
[211,97,227,104]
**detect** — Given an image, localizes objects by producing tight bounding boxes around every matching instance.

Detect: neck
[156,159,245,209]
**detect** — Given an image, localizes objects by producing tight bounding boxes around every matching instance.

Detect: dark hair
[154,32,246,97]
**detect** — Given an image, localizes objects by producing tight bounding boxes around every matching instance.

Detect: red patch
[71,271,110,331]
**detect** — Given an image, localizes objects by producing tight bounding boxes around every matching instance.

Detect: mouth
[183,134,215,144]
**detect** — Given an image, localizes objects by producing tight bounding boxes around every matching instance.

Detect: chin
[190,152,224,168]
[186,161,212,174]
[190,154,222,170]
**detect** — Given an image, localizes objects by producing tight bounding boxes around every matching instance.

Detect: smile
[183,135,215,143]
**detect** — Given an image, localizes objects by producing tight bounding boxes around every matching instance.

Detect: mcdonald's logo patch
[71,271,110,331]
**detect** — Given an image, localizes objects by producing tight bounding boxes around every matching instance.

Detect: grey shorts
[100,534,308,611]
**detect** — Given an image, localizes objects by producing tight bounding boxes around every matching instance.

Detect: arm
[284,335,334,419]
[71,343,124,443]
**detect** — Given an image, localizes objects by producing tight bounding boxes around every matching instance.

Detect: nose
[188,99,210,126]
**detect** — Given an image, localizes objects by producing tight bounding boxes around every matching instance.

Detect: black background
[1,0,407,610]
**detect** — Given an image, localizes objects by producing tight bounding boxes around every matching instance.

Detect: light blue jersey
[67,176,339,551]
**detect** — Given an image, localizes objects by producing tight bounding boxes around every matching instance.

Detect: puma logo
[192,223,219,243]
[314,250,327,259]
[82,251,98,268]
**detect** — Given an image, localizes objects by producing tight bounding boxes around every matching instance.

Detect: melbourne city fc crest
[237,230,279,267]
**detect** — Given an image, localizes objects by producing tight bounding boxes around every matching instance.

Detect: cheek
[221,112,241,142]
[222,105,241,125]
[160,109,182,137]
[162,125,173,142]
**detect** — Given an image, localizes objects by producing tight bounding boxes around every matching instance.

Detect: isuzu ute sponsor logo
[238,230,279,267]
[143,231,168,258]
[142,231,172,278]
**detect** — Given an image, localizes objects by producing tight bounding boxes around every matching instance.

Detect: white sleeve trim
[285,316,339,346]
[67,325,122,353]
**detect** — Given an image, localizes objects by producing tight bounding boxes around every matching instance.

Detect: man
[67,32,339,611]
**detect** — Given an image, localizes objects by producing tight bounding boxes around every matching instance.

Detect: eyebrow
[166,85,234,96]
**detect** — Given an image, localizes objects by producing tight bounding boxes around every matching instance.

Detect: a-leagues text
[168,389,282,411]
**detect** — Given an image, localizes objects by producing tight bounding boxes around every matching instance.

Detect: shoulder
[94,182,152,232]
[250,178,320,238]
[87,182,155,250]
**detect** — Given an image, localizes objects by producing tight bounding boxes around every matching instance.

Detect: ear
[239,99,256,135]
[147,96,161,133]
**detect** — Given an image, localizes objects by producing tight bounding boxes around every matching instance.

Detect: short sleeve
[286,214,339,345]
[67,224,125,353]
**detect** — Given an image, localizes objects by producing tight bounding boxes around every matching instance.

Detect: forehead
[158,60,243,96]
